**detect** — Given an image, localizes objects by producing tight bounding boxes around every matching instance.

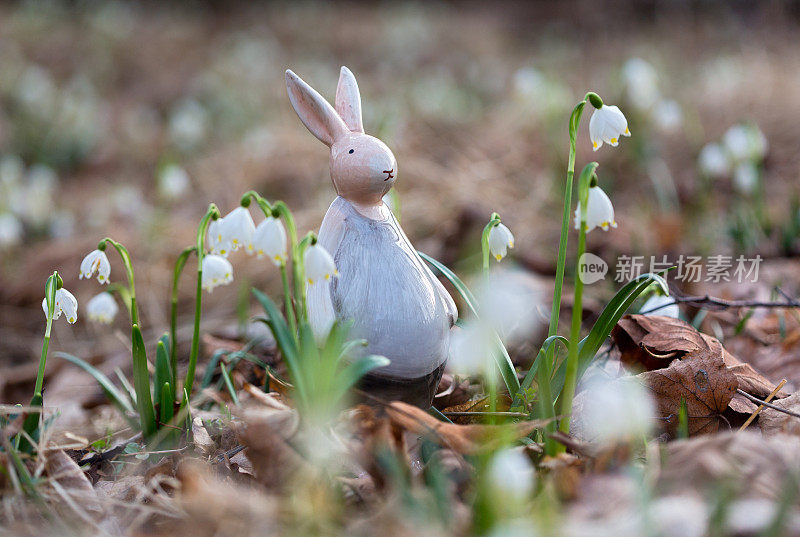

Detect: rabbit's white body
[285,66,458,382]
[309,196,457,378]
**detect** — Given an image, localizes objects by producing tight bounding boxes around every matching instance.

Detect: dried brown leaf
[234,403,301,489]
[637,350,737,436]
[44,448,100,512]
[614,314,786,401]
[385,401,547,454]
[758,392,800,437]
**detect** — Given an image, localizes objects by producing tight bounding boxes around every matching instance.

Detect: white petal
[304,244,337,285]
[488,222,514,261]
[220,207,255,253]
[56,288,78,324]
[87,292,118,324]
[253,217,288,265]
[201,254,234,292]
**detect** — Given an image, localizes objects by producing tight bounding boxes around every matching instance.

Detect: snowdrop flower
[448,322,492,377]
[733,162,759,194]
[622,58,660,110]
[487,448,536,498]
[488,223,514,261]
[42,288,78,324]
[253,217,287,265]
[79,249,111,284]
[653,99,683,132]
[0,213,23,248]
[576,375,654,443]
[304,243,338,285]
[86,292,118,324]
[589,104,630,151]
[574,185,617,232]
[157,164,190,200]
[219,207,256,253]
[723,124,751,161]
[207,218,230,256]
[640,293,680,318]
[698,143,730,177]
[476,271,545,341]
[201,254,233,293]
[168,98,208,150]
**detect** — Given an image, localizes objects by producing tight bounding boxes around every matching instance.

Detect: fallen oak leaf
[385,401,550,454]
[638,350,737,436]
[44,449,101,513]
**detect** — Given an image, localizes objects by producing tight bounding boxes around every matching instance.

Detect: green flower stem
[480,213,501,278]
[273,201,301,317]
[279,262,298,336]
[538,93,594,455]
[296,232,316,322]
[99,238,140,326]
[183,204,220,400]
[170,246,196,384]
[555,163,597,449]
[34,272,58,397]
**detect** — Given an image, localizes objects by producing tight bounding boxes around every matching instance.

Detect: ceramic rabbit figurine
[285,66,457,407]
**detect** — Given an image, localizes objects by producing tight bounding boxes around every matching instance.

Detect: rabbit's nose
[383,168,394,181]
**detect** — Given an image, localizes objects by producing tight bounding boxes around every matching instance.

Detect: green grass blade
[17,392,43,454]
[132,324,157,439]
[419,251,520,395]
[332,354,391,403]
[200,349,228,389]
[56,352,134,414]
[252,288,305,396]
[513,335,569,408]
[160,382,174,425]
[220,363,239,406]
[418,251,478,314]
[154,337,173,409]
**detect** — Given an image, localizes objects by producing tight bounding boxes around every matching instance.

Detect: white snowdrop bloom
[589,104,630,151]
[14,164,56,226]
[86,292,118,324]
[42,288,78,324]
[253,217,287,265]
[219,207,256,253]
[574,185,617,233]
[79,249,111,284]
[201,254,234,293]
[15,65,57,116]
[304,243,338,285]
[653,99,683,132]
[476,271,546,341]
[640,293,680,319]
[487,448,536,498]
[157,164,190,200]
[575,375,655,443]
[723,124,751,161]
[448,322,492,377]
[724,499,778,535]
[0,213,23,248]
[488,222,514,261]
[724,123,767,162]
[698,143,730,177]
[733,162,759,194]
[649,495,708,537]
[206,218,230,256]
[623,58,660,110]
[168,98,208,150]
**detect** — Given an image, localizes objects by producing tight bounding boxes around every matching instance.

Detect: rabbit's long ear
[335,66,364,133]
[286,70,348,146]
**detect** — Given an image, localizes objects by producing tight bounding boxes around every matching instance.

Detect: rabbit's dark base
[356,363,446,410]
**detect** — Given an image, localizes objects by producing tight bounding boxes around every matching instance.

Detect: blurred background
[1,1,799,410]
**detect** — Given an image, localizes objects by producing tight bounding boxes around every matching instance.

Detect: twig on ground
[641,286,800,315]
[736,389,800,420]
[739,379,787,431]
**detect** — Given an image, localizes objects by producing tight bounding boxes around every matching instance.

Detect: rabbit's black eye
[348,149,354,154]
